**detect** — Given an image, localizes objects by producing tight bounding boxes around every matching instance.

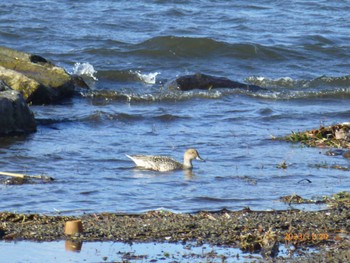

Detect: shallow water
[1,240,307,263]
[1,1,350,214]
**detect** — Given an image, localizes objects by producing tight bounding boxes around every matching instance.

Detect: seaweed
[282,123,350,149]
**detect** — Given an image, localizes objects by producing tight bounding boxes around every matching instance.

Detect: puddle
[0,240,261,263]
[0,240,318,263]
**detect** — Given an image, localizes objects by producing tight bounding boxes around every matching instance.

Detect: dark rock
[2,177,28,185]
[342,151,350,159]
[71,74,90,89]
[325,149,344,156]
[29,54,51,64]
[0,46,87,104]
[0,80,36,135]
[175,73,266,92]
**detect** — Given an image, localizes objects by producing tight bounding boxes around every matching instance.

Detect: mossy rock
[0,46,76,104]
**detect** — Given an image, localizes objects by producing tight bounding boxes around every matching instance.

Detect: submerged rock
[175,73,266,92]
[0,46,80,104]
[0,80,36,135]
[342,150,350,159]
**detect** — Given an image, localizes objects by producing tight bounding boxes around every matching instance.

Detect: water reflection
[129,168,197,179]
[1,240,316,262]
[65,240,83,252]
[184,169,197,179]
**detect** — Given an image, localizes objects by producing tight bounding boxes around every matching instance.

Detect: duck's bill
[196,156,205,162]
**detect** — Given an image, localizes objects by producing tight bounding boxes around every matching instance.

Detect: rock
[342,151,350,159]
[175,73,266,92]
[325,149,344,156]
[0,46,78,104]
[0,80,36,135]
[0,66,49,103]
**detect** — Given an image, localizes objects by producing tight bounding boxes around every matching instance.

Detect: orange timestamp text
[284,232,329,242]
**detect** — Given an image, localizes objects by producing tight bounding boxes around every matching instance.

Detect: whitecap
[246,76,297,88]
[73,62,98,81]
[133,71,160,84]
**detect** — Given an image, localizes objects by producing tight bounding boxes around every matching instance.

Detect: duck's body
[126,148,203,172]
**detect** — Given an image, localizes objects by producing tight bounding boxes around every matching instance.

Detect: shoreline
[1,204,349,261]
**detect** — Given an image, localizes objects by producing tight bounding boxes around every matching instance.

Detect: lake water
[0,0,350,215]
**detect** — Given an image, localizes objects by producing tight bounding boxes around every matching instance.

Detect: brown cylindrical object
[64,220,83,235]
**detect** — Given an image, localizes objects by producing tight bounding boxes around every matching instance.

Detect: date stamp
[284,232,329,242]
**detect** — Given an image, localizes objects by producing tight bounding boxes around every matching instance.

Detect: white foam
[134,71,160,84]
[247,76,294,83]
[255,76,266,82]
[73,62,98,81]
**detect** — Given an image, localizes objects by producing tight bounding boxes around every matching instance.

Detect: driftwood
[0,171,54,181]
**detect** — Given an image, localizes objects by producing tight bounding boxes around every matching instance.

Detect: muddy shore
[1,202,349,262]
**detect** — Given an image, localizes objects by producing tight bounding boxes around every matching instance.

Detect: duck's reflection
[129,168,197,179]
[183,169,196,179]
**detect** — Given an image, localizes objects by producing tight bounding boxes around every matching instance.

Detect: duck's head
[184,148,204,162]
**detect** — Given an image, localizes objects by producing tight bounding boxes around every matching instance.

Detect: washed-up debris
[283,123,350,149]
[0,171,54,185]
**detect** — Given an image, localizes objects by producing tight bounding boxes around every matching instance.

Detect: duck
[126,148,204,172]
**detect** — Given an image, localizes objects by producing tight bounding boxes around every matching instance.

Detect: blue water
[0,0,350,215]
[0,241,266,263]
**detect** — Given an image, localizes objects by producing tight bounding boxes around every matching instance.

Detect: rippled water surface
[1,241,266,263]
[0,0,350,214]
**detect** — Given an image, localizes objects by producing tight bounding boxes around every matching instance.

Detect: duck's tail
[125,154,134,161]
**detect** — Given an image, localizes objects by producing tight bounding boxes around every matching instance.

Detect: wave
[247,75,350,89]
[72,62,98,80]
[36,111,143,125]
[36,110,187,127]
[78,73,350,102]
[80,88,225,102]
[96,69,160,84]
[92,35,348,61]
[127,35,299,60]
[71,62,162,86]
[134,71,160,84]
[67,36,350,102]
[247,75,350,99]
[76,36,305,61]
